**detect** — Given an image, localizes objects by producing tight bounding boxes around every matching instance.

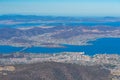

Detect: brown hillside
[0,62,111,80]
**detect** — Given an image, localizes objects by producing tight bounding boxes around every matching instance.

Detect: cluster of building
[0,52,120,79]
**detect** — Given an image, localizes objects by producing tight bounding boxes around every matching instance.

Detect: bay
[0,38,120,55]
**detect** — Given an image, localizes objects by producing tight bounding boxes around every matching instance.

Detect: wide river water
[0,38,120,55]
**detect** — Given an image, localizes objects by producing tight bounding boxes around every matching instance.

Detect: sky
[0,0,120,16]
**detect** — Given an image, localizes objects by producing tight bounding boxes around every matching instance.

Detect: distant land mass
[0,15,120,80]
[0,15,120,54]
[0,15,120,28]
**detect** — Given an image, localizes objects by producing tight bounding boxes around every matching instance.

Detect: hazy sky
[0,0,120,16]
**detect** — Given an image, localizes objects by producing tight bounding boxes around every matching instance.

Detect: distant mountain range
[0,15,120,28]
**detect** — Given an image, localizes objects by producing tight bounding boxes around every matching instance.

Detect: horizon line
[0,14,120,17]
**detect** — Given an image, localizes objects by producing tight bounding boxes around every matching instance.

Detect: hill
[0,62,111,80]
